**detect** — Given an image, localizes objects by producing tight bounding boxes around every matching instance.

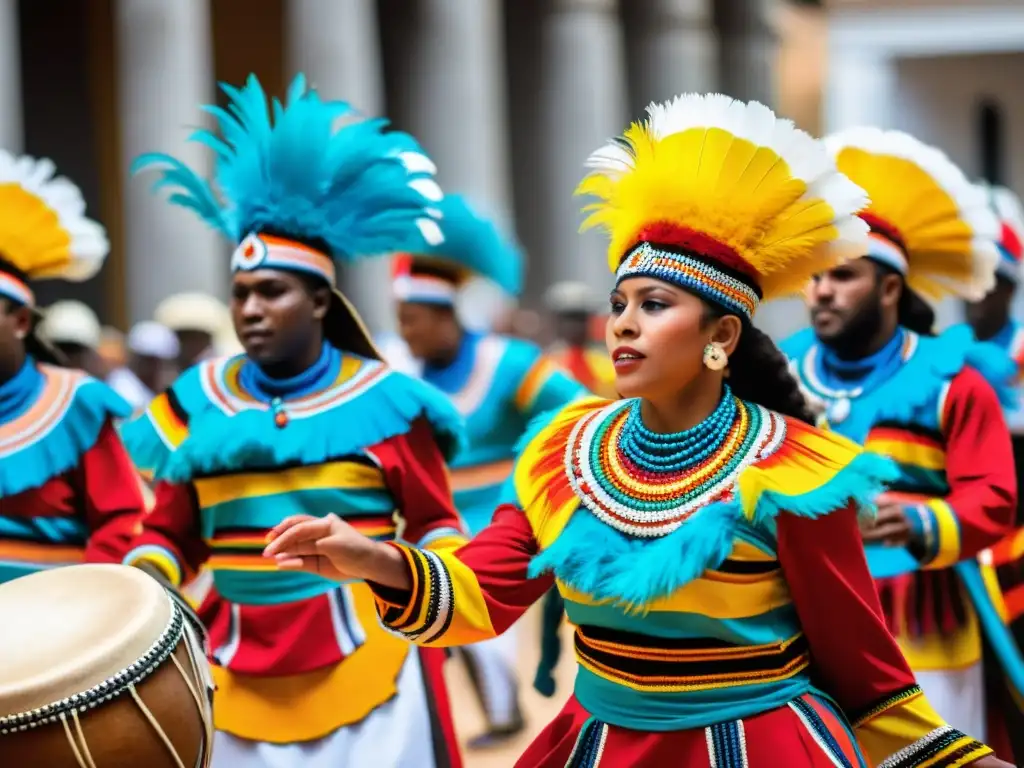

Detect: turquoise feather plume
[131,73,443,260]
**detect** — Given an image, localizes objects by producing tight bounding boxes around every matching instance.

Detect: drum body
[0,564,213,767]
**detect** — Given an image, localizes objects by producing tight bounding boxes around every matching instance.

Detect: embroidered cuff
[851,684,923,729]
[369,543,453,644]
[877,726,989,768]
[123,544,183,587]
[919,500,961,570]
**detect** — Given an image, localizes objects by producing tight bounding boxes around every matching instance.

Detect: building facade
[1,0,780,333]
[824,0,1024,332]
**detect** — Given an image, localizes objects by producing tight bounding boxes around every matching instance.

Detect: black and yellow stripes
[376,545,455,644]
[148,389,190,448]
[573,624,810,693]
[851,685,923,728]
[876,726,989,768]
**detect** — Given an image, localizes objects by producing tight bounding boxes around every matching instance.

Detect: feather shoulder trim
[0,366,131,496]
[122,356,464,483]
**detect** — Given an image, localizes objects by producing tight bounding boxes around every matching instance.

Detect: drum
[0,564,213,767]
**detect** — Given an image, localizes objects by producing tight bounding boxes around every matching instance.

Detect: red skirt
[517,693,863,768]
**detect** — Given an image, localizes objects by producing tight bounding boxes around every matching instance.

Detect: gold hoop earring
[702,342,728,371]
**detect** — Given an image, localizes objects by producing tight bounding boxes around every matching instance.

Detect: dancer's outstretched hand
[264,513,376,582]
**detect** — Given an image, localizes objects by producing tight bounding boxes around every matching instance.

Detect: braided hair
[701,305,816,425]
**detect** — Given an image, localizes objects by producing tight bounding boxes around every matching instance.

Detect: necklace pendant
[827,397,851,424]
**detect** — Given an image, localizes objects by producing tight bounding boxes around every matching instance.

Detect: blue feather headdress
[392,193,523,306]
[132,73,446,359]
[132,73,444,276]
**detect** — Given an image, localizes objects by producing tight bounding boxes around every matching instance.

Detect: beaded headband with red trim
[231,233,336,287]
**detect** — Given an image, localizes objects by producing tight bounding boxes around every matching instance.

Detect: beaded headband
[615,242,762,320]
[231,233,336,287]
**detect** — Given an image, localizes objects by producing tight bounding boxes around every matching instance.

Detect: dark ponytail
[728,323,817,425]
[897,286,936,337]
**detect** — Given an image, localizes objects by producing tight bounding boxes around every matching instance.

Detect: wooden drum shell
[0,640,208,768]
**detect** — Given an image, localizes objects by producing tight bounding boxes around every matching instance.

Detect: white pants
[211,650,438,768]
[916,663,987,742]
[457,625,521,729]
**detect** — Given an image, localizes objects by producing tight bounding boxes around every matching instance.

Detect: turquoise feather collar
[0,364,132,497]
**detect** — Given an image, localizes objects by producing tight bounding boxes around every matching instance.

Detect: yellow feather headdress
[0,150,108,307]
[576,93,869,319]
[825,128,999,302]
[978,182,1024,284]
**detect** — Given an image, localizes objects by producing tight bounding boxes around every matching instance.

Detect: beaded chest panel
[564,394,786,538]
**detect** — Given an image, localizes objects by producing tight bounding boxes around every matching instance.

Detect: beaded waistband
[573,624,810,693]
[0,595,184,734]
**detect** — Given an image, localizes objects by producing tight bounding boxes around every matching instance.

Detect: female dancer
[265,94,1010,767]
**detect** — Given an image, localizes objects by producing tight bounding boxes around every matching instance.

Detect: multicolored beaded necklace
[564,387,786,538]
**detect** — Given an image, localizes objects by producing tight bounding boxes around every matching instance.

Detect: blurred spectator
[543,281,616,398]
[98,326,128,372]
[37,300,106,379]
[107,321,180,412]
[154,292,235,368]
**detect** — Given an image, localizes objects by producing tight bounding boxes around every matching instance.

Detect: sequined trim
[564,399,785,538]
[850,684,922,728]
[705,719,749,768]
[877,726,987,768]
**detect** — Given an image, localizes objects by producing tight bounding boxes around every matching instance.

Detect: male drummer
[121,75,465,767]
[0,151,143,583]
[781,129,1019,755]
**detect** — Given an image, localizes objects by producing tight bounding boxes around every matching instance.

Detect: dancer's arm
[122,480,209,587]
[265,503,555,646]
[371,417,468,553]
[778,504,994,766]
[80,420,148,563]
[899,367,1015,567]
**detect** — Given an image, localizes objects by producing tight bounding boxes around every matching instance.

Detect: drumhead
[0,564,172,719]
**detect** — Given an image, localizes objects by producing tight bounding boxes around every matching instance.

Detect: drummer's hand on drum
[264,513,413,590]
[859,503,913,547]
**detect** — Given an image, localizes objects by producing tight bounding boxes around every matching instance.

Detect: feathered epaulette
[520,404,897,612]
[121,356,465,484]
[512,396,609,548]
[0,367,131,497]
[875,326,1016,424]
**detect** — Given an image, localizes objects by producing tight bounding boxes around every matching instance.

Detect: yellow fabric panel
[211,583,409,743]
[432,550,498,646]
[557,564,789,619]
[735,418,865,521]
[727,539,775,562]
[865,438,945,471]
[421,534,468,554]
[193,461,385,507]
[854,690,990,767]
[897,606,981,671]
[923,499,961,570]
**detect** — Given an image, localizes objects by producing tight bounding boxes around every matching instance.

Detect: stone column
[538,0,629,295]
[399,0,513,227]
[0,0,22,153]
[625,0,717,114]
[116,0,222,323]
[285,0,394,333]
[824,49,896,133]
[716,0,778,106]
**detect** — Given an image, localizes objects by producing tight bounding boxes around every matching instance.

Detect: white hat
[126,321,180,360]
[544,281,599,314]
[38,300,101,349]
[154,292,231,336]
